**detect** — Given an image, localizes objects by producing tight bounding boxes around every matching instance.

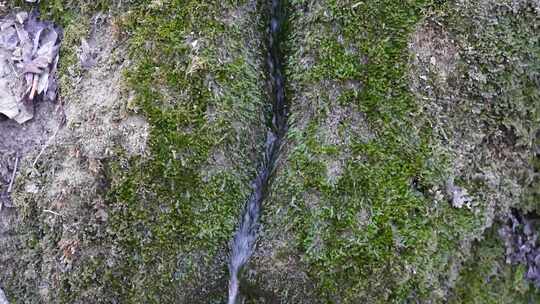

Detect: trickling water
[227,1,287,303]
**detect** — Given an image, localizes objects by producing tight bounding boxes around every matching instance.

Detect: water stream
[227,0,287,303]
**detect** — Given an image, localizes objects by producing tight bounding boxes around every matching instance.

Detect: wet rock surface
[228,0,288,302]
[500,210,540,287]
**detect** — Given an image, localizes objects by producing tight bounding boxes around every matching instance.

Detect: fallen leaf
[0,9,62,124]
[0,78,19,118]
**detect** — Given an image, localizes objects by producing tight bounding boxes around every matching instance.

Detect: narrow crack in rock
[227,1,288,303]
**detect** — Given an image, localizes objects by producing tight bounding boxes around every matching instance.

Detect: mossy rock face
[2,0,268,302]
[103,1,270,302]
[255,1,451,302]
[250,0,539,302]
[0,0,539,303]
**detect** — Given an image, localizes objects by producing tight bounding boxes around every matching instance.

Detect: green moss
[268,1,457,301]
[255,0,540,302]
[4,1,268,303]
[2,0,538,302]
[447,1,540,214]
[94,0,268,302]
[11,0,111,25]
[441,0,540,299]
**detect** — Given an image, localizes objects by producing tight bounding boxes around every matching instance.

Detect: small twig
[7,154,19,193]
[8,60,17,75]
[43,209,62,217]
[29,73,39,100]
[33,124,61,167]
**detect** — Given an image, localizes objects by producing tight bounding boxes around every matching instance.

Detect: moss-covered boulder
[0,0,538,303]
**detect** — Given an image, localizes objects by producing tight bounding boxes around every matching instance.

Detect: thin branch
[29,73,39,100]
[7,154,19,193]
[33,124,61,167]
[43,209,62,217]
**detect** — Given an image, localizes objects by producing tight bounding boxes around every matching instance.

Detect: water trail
[227,0,287,303]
